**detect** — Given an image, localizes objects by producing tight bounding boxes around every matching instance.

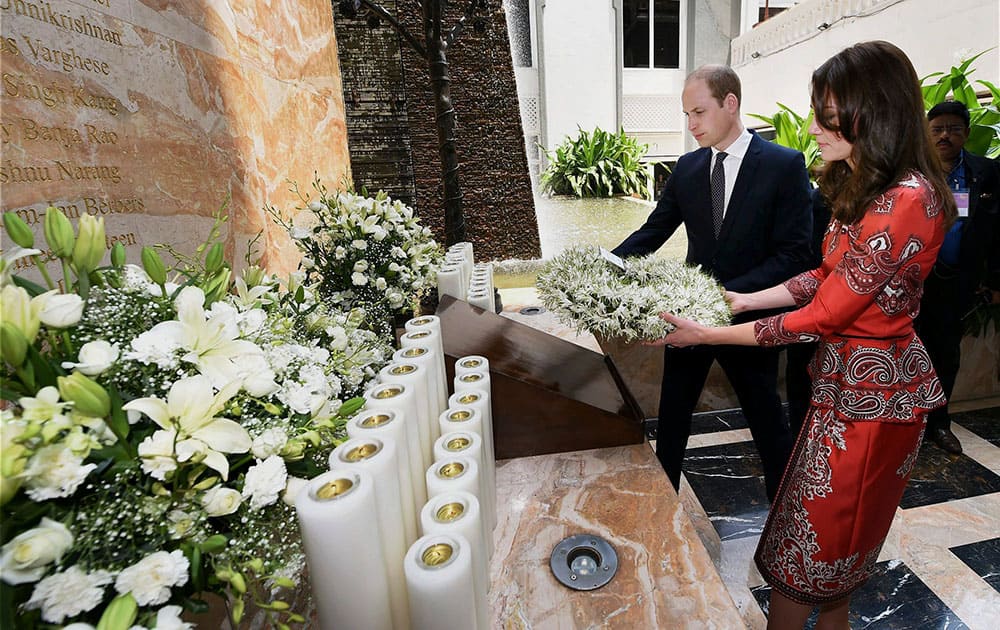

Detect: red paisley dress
[752,171,947,605]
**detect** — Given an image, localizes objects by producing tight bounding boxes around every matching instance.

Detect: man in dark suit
[915,101,1000,455]
[612,65,813,501]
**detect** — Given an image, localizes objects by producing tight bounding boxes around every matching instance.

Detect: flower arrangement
[535,245,732,342]
[0,208,394,629]
[270,179,443,338]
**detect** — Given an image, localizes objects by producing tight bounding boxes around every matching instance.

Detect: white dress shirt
[711,128,753,219]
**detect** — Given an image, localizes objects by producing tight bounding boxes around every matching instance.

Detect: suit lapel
[718,134,761,243]
[690,150,713,235]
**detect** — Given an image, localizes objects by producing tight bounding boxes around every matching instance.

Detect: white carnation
[26,566,112,623]
[23,444,97,501]
[242,456,288,510]
[251,428,289,458]
[115,550,189,606]
[151,605,193,630]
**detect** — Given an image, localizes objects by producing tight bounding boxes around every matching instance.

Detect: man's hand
[725,291,752,314]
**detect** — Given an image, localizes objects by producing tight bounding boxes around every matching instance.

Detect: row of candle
[436,242,496,312]
[295,316,496,629]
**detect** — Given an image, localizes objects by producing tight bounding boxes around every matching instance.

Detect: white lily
[0,246,41,287]
[123,376,250,480]
[131,287,265,388]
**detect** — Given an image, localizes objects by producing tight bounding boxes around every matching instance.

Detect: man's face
[929,113,968,163]
[682,79,738,149]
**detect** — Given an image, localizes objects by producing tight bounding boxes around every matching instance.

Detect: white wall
[538,0,618,146]
[733,0,1000,123]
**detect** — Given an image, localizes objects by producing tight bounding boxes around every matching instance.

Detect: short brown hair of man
[687,65,742,108]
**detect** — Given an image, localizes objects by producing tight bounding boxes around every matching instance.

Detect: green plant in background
[920,48,1000,159]
[540,127,655,199]
[749,103,820,175]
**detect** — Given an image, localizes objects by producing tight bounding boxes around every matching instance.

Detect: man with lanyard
[916,101,1000,454]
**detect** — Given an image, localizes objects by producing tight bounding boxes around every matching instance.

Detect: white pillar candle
[404,534,477,630]
[296,469,393,630]
[432,430,484,469]
[329,438,409,630]
[455,355,490,377]
[399,330,448,418]
[419,492,489,630]
[431,431,494,553]
[426,456,480,504]
[436,410,495,539]
[347,409,418,545]
[437,264,464,299]
[450,241,474,266]
[404,317,448,409]
[380,361,433,470]
[447,390,496,531]
[466,289,493,313]
[392,347,442,449]
[365,383,427,508]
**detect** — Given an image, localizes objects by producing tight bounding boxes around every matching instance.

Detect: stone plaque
[1,0,351,279]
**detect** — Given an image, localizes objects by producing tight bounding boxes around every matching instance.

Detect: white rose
[251,428,288,459]
[334,246,347,260]
[26,566,112,624]
[351,239,367,250]
[353,260,369,272]
[200,486,242,516]
[241,456,287,510]
[22,444,97,501]
[61,341,120,376]
[282,476,307,507]
[0,518,73,584]
[351,272,368,286]
[115,550,189,606]
[375,277,387,290]
[35,291,84,328]
[289,226,311,240]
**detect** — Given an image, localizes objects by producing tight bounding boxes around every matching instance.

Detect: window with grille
[622,0,680,69]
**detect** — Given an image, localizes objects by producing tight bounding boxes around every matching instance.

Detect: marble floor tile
[901,443,1000,509]
[951,537,1000,595]
[689,408,749,436]
[682,440,770,541]
[955,407,1000,447]
[751,560,969,629]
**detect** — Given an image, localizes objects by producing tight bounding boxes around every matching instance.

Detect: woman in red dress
[655,41,957,629]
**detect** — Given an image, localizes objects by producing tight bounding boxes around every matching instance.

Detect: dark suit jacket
[952,151,1000,308]
[612,132,813,321]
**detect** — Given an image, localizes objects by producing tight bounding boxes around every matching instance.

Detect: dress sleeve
[783,268,824,307]
[754,183,943,347]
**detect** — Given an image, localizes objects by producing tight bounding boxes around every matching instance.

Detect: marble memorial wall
[0,0,350,279]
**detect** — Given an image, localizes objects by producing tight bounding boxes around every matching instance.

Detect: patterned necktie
[711,151,727,238]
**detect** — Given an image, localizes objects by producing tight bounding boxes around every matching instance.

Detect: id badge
[954,191,969,218]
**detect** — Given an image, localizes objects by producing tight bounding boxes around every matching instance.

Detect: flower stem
[31,255,57,290]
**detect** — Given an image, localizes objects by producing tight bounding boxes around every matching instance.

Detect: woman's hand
[725,291,752,315]
[644,313,709,347]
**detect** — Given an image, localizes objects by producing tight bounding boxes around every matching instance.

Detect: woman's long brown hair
[810,40,957,226]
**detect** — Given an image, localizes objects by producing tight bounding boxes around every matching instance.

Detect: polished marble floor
[497,287,1000,629]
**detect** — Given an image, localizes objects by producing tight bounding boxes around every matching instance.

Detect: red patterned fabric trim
[754,314,821,347]
[784,272,820,307]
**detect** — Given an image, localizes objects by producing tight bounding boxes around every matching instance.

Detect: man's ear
[725,93,739,113]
